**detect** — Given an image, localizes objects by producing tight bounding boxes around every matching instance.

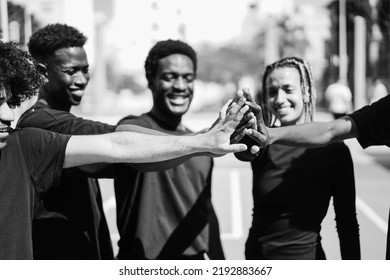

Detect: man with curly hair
[0,40,250,260]
[114,40,227,259]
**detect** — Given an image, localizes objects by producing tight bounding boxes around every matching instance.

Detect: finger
[241,88,252,100]
[252,116,258,130]
[219,99,232,119]
[250,145,260,155]
[244,101,261,113]
[235,111,254,130]
[230,127,247,143]
[245,129,267,147]
[224,143,248,154]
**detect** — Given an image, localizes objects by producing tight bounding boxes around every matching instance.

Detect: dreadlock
[0,41,45,106]
[260,57,316,126]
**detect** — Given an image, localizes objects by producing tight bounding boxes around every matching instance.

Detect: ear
[36,63,49,84]
[36,63,48,78]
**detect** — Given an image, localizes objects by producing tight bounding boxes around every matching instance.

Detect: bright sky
[108,0,256,71]
[113,0,255,44]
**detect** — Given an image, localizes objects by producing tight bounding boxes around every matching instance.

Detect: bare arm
[63,99,249,168]
[246,114,359,148]
[267,116,359,146]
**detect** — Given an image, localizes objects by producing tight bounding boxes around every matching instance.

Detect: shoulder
[118,113,154,128]
[17,127,69,145]
[18,105,74,128]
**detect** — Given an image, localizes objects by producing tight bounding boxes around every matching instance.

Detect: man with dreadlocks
[236,57,360,260]
[0,40,250,259]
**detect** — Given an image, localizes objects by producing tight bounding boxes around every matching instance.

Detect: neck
[149,107,184,131]
[38,89,71,112]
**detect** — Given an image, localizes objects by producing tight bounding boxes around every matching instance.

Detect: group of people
[0,22,389,260]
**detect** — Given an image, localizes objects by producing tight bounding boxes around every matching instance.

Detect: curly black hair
[144,39,197,89]
[0,41,45,106]
[28,23,87,60]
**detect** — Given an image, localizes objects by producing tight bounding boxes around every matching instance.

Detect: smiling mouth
[0,126,11,133]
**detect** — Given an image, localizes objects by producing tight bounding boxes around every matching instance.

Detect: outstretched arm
[63,98,249,168]
[266,116,358,146]
[246,111,359,148]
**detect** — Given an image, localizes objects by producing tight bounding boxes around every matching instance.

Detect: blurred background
[1,0,389,117]
[2,0,390,259]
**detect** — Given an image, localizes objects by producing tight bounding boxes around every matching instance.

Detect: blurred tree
[376,0,390,92]
[7,1,40,46]
[276,14,310,58]
[324,0,372,97]
[196,42,264,87]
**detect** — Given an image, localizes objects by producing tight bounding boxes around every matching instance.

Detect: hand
[202,96,249,155]
[229,88,262,157]
[240,88,269,148]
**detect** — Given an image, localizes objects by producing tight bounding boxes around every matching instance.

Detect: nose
[74,71,90,87]
[0,102,15,123]
[275,89,287,104]
[173,76,186,91]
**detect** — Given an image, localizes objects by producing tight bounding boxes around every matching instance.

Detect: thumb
[225,143,248,153]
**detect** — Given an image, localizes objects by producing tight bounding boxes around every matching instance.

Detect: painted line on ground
[356,195,388,234]
[221,169,244,240]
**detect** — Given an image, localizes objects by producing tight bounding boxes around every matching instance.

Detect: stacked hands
[203,88,268,158]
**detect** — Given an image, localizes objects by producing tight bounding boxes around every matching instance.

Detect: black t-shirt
[247,142,360,260]
[114,113,224,260]
[17,101,117,260]
[0,128,70,259]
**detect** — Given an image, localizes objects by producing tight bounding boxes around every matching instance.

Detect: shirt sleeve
[349,95,390,148]
[18,108,117,135]
[331,144,361,259]
[19,128,71,196]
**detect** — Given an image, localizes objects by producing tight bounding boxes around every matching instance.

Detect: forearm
[132,152,210,172]
[64,132,212,168]
[268,118,357,147]
[268,122,335,147]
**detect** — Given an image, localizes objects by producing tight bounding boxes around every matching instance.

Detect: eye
[63,68,77,75]
[82,67,90,74]
[161,73,175,82]
[267,87,278,97]
[184,75,195,83]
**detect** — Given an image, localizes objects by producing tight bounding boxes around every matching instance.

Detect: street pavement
[95,111,389,260]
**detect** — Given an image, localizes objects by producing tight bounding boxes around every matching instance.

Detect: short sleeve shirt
[0,128,70,259]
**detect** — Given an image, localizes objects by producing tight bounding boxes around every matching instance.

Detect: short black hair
[144,39,197,88]
[28,23,87,60]
[0,41,45,106]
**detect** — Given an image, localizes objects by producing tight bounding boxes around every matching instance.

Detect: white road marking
[221,169,244,240]
[356,196,388,234]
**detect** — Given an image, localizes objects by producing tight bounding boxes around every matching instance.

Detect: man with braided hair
[0,40,250,259]
[236,57,360,259]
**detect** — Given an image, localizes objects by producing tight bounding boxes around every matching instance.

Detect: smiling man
[16,24,116,260]
[114,40,225,259]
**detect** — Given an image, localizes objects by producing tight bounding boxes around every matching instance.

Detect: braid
[260,57,316,126]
